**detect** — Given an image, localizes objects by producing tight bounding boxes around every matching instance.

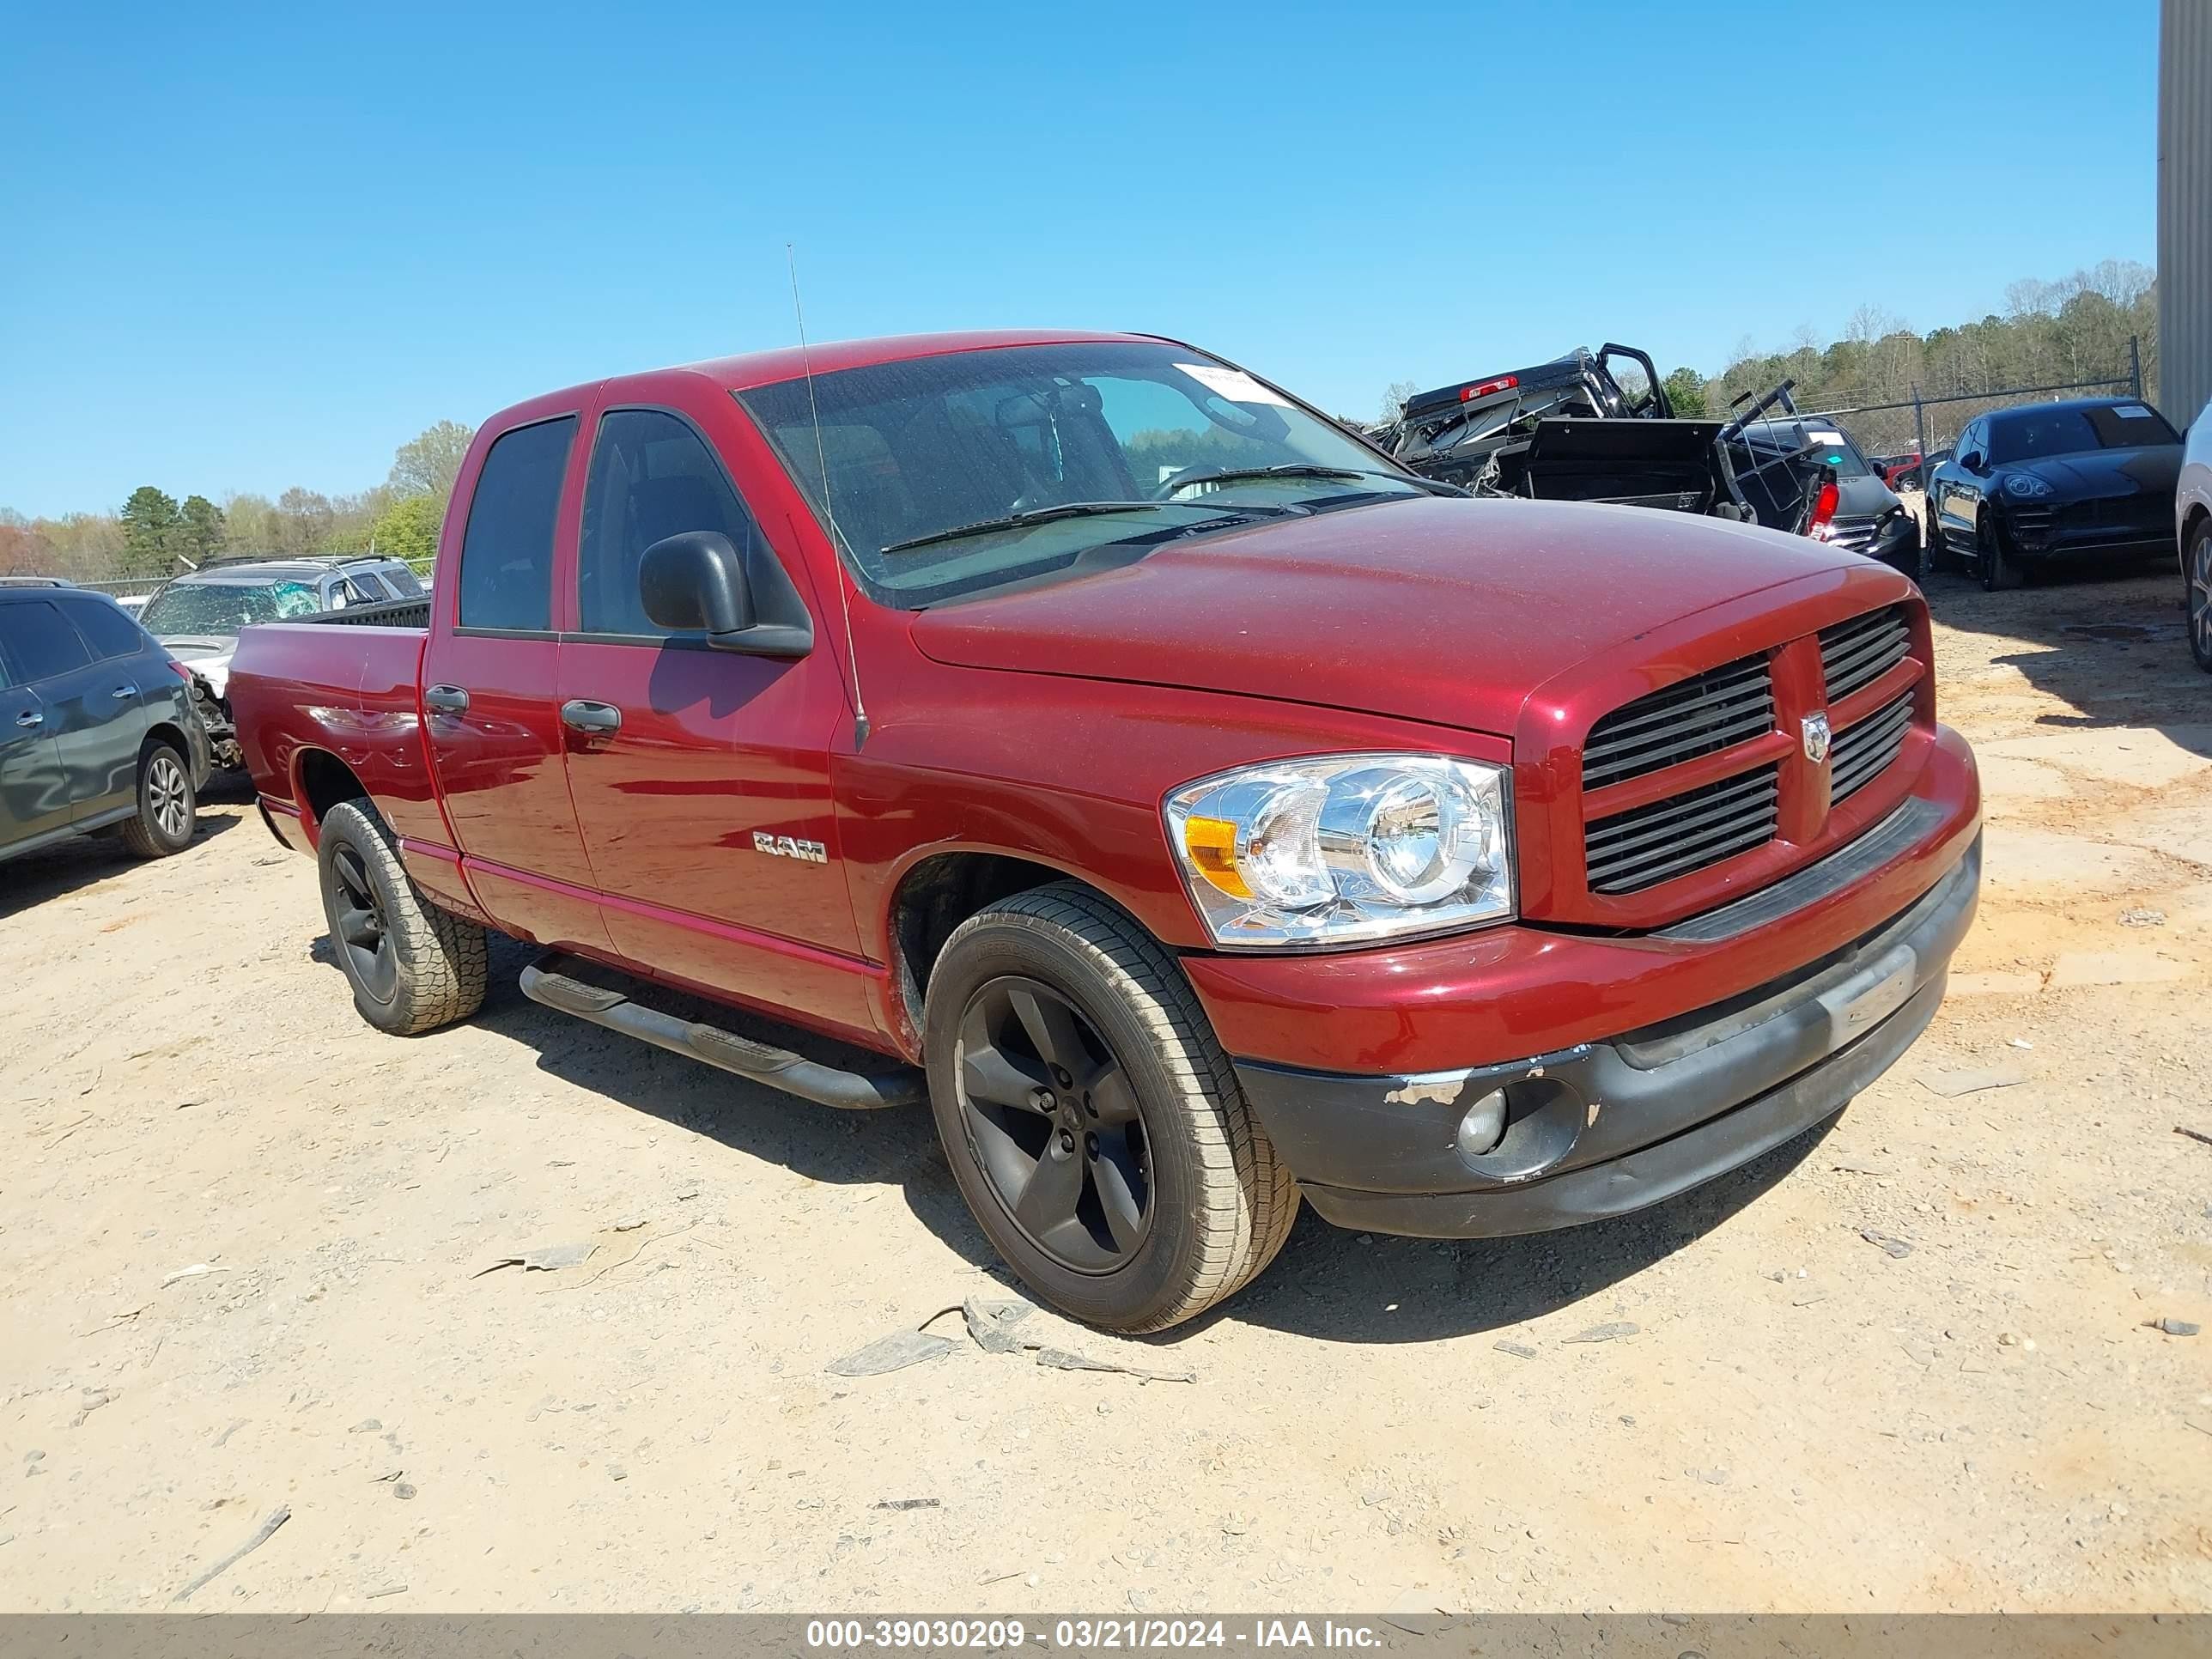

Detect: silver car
[2179,399,2212,672]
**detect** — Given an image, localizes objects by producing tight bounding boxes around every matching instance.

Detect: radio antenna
[787,243,869,749]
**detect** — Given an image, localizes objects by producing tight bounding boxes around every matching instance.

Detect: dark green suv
[0,583,212,865]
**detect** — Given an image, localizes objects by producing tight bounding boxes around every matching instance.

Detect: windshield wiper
[1164,463,1466,499]
[879,499,1309,557]
[881,501,1182,556]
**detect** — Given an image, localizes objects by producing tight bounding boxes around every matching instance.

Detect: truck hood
[911,496,1855,733]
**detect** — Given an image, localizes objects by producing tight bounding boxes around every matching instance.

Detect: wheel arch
[293,747,369,830]
[884,848,1140,1055]
[2181,501,2209,574]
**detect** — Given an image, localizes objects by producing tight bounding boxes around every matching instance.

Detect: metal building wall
[2162,0,2212,426]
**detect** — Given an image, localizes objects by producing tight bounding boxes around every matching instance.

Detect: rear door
[556,402,868,1034]
[0,596,141,817]
[55,593,158,781]
[0,607,70,847]
[419,412,615,954]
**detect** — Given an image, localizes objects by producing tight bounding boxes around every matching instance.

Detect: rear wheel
[1977,515,2021,592]
[923,883,1297,1333]
[2188,518,2212,672]
[317,799,489,1035]
[118,741,196,858]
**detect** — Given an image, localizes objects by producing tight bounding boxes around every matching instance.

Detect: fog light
[1455,1088,1509,1158]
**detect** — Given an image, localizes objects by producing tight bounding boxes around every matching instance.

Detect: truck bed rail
[301,597,431,629]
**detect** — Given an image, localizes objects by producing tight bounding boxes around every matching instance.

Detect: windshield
[140,578,323,635]
[1989,403,2180,463]
[735,341,1422,604]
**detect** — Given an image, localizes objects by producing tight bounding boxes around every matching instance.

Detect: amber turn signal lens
[1181,815,1252,898]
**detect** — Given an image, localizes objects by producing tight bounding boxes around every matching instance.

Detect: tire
[2188,517,2212,673]
[922,882,1297,1334]
[1977,515,2021,592]
[118,741,197,858]
[316,798,489,1035]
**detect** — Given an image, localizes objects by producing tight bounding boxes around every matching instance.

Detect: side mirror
[638,531,813,658]
[1960,450,1984,472]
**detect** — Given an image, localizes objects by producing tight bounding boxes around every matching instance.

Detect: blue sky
[0,0,2158,519]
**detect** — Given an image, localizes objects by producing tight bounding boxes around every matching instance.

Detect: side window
[578,409,769,638]
[349,571,391,601]
[0,599,94,683]
[58,595,147,660]
[382,565,424,597]
[458,416,576,631]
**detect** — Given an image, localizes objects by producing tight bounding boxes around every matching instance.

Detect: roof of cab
[511,330,1170,419]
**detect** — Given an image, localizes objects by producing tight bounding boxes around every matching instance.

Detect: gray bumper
[1234,836,1981,1239]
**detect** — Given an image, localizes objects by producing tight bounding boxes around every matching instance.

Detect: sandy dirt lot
[4,566,2209,1614]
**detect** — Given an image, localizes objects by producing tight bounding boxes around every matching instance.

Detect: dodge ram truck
[228,330,1982,1333]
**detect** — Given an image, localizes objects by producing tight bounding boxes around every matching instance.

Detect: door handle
[13,709,40,729]
[424,684,471,715]
[559,700,622,744]
[112,684,137,700]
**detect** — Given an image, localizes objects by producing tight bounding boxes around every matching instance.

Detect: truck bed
[228,616,436,842]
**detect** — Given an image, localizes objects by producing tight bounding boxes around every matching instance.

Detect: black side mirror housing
[638,531,813,659]
[1960,450,1984,472]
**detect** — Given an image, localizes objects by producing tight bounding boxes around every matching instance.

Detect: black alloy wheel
[953,975,1153,1272]
[328,839,398,1005]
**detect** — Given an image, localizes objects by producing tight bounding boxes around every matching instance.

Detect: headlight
[2003,473,2052,498]
[1164,754,1514,948]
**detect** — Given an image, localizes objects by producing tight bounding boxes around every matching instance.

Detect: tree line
[1376,259,2161,459]
[0,420,474,584]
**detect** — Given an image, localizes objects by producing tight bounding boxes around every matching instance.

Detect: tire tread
[934,882,1297,1332]
[320,799,489,1035]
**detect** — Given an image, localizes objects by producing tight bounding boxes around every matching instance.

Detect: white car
[2180,397,2212,672]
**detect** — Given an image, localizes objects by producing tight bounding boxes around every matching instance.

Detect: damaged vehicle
[228,330,1981,1334]
[1733,417,1923,574]
[1380,345,1846,539]
[138,555,424,768]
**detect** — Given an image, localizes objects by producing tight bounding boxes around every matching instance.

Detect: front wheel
[923,883,1297,1333]
[2188,519,2212,673]
[1977,516,2021,591]
[317,799,489,1035]
[118,741,196,858]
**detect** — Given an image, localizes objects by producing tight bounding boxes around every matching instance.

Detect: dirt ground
[4,565,2210,1615]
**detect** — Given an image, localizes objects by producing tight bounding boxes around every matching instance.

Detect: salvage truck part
[228,330,1982,1333]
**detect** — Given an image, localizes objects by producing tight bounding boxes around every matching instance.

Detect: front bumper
[2004,503,2174,560]
[1232,835,1979,1238]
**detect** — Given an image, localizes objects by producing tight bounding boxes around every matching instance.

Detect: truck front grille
[1580,653,1772,791]
[1830,692,1914,804]
[1817,605,1909,701]
[1584,763,1781,895]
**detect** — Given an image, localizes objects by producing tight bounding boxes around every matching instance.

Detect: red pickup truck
[230,330,1981,1332]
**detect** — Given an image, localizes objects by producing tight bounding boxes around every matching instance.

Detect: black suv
[0,584,211,865]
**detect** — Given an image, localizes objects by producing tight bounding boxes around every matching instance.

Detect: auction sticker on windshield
[1176,363,1291,406]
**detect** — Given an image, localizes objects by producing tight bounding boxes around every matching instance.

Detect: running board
[519,957,925,1112]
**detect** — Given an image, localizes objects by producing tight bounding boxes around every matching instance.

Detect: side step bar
[519,957,926,1112]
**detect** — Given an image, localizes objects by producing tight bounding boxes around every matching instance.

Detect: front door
[0,615,69,847]
[556,404,871,1039]
[418,411,614,955]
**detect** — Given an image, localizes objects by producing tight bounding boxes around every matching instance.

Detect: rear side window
[0,599,94,683]
[58,595,148,660]
[348,571,390,601]
[578,409,769,637]
[458,416,576,631]
[382,564,424,596]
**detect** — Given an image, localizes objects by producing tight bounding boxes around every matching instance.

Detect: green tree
[388,420,474,500]
[118,485,181,575]
[369,491,444,561]
[1662,367,1708,418]
[177,495,226,565]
